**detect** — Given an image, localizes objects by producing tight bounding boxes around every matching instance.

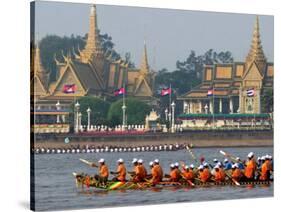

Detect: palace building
[31,4,155,109]
[178,16,273,115]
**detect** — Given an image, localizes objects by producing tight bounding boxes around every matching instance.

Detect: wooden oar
[186,145,199,165]
[180,174,195,186]
[224,170,240,186]
[219,150,239,163]
[79,158,98,167]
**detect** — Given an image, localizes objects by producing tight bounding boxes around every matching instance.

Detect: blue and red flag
[246,88,255,97]
[114,87,125,96]
[161,87,172,96]
[63,84,76,93]
[207,88,214,96]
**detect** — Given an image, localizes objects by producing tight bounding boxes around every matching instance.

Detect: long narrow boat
[73,172,273,191]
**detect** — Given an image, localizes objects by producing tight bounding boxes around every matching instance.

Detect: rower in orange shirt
[181,165,194,181]
[137,159,147,182]
[169,164,181,182]
[94,158,109,186]
[131,158,141,182]
[150,159,163,184]
[111,158,126,182]
[198,164,211,183]
[259,155,271,181]
[213,165,225,182]
[244,152,257,180]
[231,164,243,181]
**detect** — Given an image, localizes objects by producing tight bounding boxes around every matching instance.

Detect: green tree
[107,98,152,126]
[261,88,273,113]
[69,96,110,128]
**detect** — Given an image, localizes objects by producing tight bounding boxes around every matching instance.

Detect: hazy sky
[34,1,274,71]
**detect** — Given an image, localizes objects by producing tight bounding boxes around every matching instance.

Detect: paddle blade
[219,150,226,156]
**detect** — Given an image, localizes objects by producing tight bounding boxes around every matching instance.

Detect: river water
[33,147,273,211]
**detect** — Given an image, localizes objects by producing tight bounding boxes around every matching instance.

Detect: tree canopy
[70,96,110,127]
[107,98,152,126]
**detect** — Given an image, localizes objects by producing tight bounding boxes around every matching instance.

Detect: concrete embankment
[33,130,273,148]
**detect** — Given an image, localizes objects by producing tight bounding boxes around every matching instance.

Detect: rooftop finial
[245,15,267,72]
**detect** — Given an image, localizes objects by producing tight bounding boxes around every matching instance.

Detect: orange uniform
[199,168,211,182]
[116,164,127,181]
[135,164,147,181]
[259,161,270,181]
[244,159,257,179]
[151,164,163,183]
[170,169,181,182]
[232,169,243,181]
[99,164,109,178]
[214,168,225,182]
[182,169,194,181]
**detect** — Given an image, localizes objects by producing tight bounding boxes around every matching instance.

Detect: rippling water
[33,147,273,211]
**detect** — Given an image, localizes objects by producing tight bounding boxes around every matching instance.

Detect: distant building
[178,16,273,115]
[31,4,155,109]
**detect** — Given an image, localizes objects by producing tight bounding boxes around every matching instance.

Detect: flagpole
[169,83,172,129]
[212,69,215,130]
[122,83,126,130]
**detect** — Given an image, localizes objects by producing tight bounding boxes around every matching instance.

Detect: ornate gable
[134,76,153,96]
[50,63,86,96]
[242,61,263,88]
[31,75,48,96]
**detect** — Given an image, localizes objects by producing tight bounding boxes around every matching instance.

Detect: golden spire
[80,4,103,63]
[245,16,267,72]
[33,43,49,90]
[34,44,45,74]
[140,41,149,75]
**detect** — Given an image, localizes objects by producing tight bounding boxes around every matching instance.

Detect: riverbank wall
[33,130,273,148]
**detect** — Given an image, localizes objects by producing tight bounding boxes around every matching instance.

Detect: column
[229,98,233,114]
[190,101,193,114]
[199,100,202,113]
[210,100,213,114]
[219,98,222,113]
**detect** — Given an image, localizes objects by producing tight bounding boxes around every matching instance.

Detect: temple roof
[245,16,267,73]
[79,5,104,63]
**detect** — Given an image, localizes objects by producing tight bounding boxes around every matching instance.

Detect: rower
[235,157,244,169]
[137,159,147,182]
[199,164,211,183]
[169,164,181,182]
[231,163,243,181]
[223,159,232,170]
[94,158,109,186]
[213,158,219,167]
[111,158,126,182]
[259,155,271,181]
[152,159,163,183]
[213,164,225,182]
[181,165,194,182]
[244,152,257,180]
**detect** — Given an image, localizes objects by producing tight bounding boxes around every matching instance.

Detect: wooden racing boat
[72,172,273,191]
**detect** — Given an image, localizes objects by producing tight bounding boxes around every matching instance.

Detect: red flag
[63,84,76,93]
[207,88,214,96]
[161,88,172,96]
[114,87,125,96]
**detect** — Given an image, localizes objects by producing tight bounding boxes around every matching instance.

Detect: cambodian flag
[161,88,172,96]
[247,88,255,97]
[114,87,125,96]
[207,88,214,96]
[63,84,76,93]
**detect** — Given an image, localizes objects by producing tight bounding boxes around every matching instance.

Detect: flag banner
[207,88,214,96]
[63,84,76,93]
[114,87,125,96]
[247,88,255,97]
[161,87,172,96]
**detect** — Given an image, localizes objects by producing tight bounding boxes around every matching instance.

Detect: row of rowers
[92,152,273,184]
